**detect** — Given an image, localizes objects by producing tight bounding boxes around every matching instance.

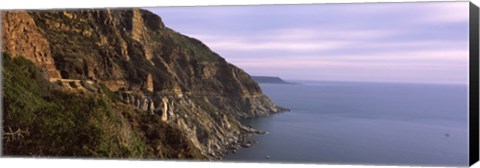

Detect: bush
[2,52,145,157]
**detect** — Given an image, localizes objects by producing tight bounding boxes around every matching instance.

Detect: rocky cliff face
[2,9,285,159]
[1,11,60,78]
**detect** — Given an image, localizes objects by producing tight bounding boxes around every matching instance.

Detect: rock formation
[161,97,169,122]
[1,12,60,78]
[146,73,154,92]
[1,8,287,159]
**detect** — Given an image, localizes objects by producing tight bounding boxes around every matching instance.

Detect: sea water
[223,81,468,166]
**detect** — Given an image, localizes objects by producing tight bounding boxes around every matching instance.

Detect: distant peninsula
[251,76,292,84]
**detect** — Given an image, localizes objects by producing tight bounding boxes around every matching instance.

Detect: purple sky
[146,2,469,84]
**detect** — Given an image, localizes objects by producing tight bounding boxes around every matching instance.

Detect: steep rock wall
[1,9,286,159]
[1,12,60,78]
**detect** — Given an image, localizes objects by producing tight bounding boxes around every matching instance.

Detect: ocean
[223,81,469,166]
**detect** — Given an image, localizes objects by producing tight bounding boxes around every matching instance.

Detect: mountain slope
[1,9,286,159]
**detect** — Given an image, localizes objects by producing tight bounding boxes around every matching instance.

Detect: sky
[146,2,470,84]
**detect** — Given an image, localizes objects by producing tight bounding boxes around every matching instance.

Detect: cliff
[1,9,285,159]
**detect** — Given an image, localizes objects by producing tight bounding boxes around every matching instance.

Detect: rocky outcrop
[1,9,287,159]
[1,12,60,78]
[119,91,156,112]
[161,97,169,122]
[146,73,154,92]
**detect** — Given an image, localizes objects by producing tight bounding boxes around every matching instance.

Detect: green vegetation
[2,52,204,158]
[99,83,120,102]
[3,52,141,157]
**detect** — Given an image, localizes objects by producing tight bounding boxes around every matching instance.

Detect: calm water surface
[223,81,468,166]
